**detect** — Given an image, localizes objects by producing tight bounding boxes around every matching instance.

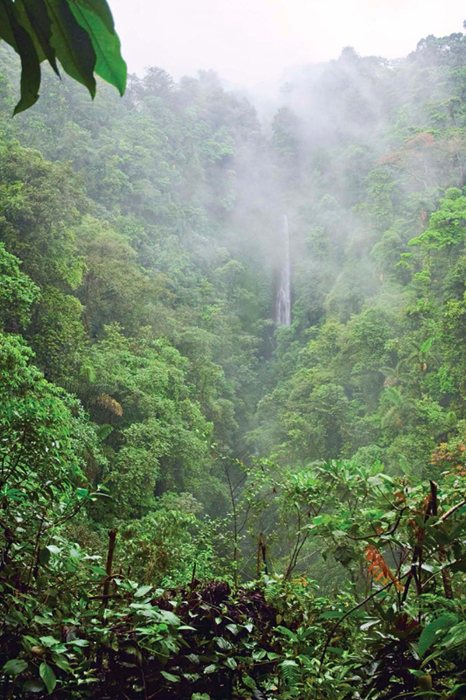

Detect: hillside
[2,29,466,699]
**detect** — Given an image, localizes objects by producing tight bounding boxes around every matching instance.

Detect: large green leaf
[43,0,96,97]
[69,0,126,95]
[418,613,458,657]
[0,0,126,110]
[0,0,16,45]
[0,0,41,113]
[71,0,116,34]
[16,0,59,74]
[22,680,45,693]
[39,662,56,694]
[2,658,28,675]
[13,22,40,113]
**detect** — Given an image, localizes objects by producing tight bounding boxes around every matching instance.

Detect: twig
[321,554,466,673]
[345,508,406,542]
[429,480,453,599]
[401,483,436,605]
[422,555,466,590]
[224,462,239,586]
[256,532,268,577]
[319,572,411,671]
[435,498,466,525]
[26,510,46,589]
[102,529,117,608]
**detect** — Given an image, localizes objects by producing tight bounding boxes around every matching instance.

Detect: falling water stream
[275,214,291,326]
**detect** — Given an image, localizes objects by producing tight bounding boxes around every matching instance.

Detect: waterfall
[276,214,291,326]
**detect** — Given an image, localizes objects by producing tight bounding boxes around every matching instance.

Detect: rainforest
[3,22,466,699]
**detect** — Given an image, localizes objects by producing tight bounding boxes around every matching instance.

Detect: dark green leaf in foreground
[2,659,28,675]
[22,680,45,693]
[418,613,458,657]
[69,1,126,95]
[15,0,59,73]
[0,0,40,113]
[0,0,126,112]
[43,0,96,96]
[39,662,57,694]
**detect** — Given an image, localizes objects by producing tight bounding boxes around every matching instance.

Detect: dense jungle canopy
[3,22,466,700]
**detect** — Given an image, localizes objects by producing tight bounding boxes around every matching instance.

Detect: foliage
[0,241,38,328]
[0,0,126,113]
[4,19,466,700]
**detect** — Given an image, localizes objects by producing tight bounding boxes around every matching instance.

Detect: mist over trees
[3,24,466,699]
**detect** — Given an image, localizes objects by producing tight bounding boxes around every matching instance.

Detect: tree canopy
[3,22,466,700]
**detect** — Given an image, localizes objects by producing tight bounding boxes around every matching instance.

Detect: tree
[0,0,126,113]
[409,187,466,250]
[0,241,38,330]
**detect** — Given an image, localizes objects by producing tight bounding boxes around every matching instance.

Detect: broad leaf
[134,584,152,598]
[3,658,28,675]
[43,0,96,97]
[15,0,59,73]
[69,0,126,95]
[22,680,45,693]
[39,662,57,694]
[71,0,115,33]
[161,671,180,683]
[418,613,458,657]
[0,0,41,113]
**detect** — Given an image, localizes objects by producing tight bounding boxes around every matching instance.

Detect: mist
[111,0,466,87]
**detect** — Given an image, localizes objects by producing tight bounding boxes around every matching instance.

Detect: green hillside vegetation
[3,27,466,699]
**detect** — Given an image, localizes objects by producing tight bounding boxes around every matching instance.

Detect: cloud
[111,0,466,86]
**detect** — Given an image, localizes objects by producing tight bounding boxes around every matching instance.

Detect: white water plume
[276,214,291,326]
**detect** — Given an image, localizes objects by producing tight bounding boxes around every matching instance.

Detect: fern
[279,659,300,687]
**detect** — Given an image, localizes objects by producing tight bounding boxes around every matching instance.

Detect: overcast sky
[110,0,466,88]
